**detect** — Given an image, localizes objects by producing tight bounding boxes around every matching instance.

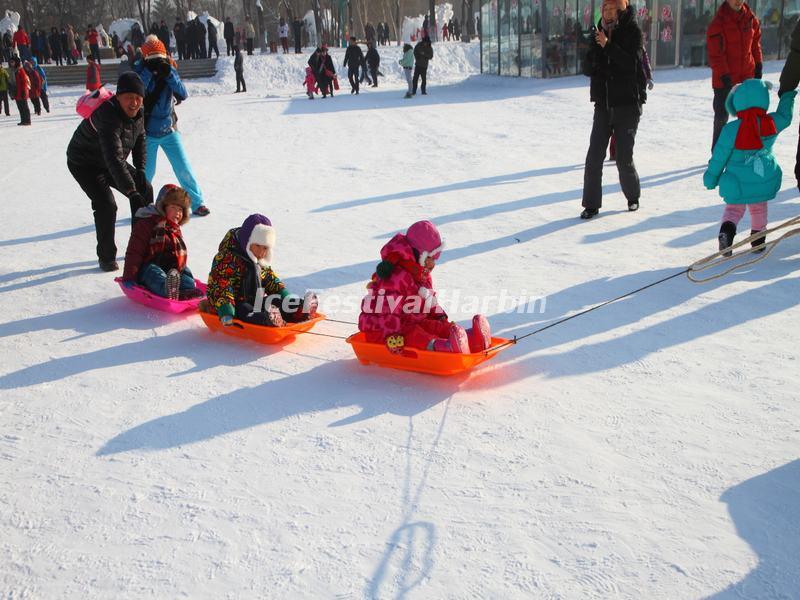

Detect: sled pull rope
[485,269,690,353]
[687,214,800,284]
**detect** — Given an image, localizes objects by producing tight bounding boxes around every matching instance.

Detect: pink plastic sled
[114,277,207,314]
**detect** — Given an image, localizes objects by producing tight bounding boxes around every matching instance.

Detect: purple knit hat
[239,214,275,266]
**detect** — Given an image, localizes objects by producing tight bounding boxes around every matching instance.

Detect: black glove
[129,191,146,209]
[754,62,763,80]
[133,169,148,192]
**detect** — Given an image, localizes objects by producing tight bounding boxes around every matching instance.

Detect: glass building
[480,0,800,77]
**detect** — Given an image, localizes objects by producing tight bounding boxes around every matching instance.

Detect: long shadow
[494,251,800,382]
[0,264,100,294]
[97,360,470,455]
[581,187,800,249]
[0,259,98,285]
[0,218,131,247]
[0,325,272,390]
[373,164,707,237]
[367,402,450,599]
[707,460,800,599]
[313,163,585,213]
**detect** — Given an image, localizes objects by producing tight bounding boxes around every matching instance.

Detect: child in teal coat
[704,79,796,254]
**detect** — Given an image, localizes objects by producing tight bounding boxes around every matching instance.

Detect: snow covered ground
[1,44,799,598]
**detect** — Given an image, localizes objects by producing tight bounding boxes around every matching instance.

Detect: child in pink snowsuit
[358,220,492,354]
[304,66,316,99]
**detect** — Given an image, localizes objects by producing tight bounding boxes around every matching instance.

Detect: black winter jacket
[344,45,364,71]
[583,6,645,108]
[66,97,146,193]
[224,21,234,40]
[366,47,380,69]
[414,40,433,68]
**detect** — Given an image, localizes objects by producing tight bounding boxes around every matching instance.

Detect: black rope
[295,329,350,340]
[486,268,690,354]
[323,317,359,325]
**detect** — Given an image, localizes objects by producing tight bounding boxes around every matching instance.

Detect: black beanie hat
[116,72,145,97]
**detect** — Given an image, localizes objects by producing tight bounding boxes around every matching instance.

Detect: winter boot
[165,268,181,300]
[467,314,491,353]
[750,229,766,253]
[265,303,286,327]
[718,221,737,257]
[628,199,639,212]
[580,208,599,220]
[179,287,205,300]
[431,324,469,354]
[98,259,119,272]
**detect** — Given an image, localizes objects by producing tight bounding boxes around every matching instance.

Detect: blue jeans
[138,263,196,297]
[145,131,206,211]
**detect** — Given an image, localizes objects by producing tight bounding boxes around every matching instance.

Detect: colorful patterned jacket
[207,228,287,319]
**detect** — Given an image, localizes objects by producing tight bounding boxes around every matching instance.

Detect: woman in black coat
[309,46,335,97]
[580,0,645,219]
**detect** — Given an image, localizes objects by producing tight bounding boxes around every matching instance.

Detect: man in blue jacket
[135,34,210,216]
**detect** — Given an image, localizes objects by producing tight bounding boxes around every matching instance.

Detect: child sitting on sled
[206,213,317,326]
[358,220,491,354]
[122,184,202,300]
[704,79,796,255]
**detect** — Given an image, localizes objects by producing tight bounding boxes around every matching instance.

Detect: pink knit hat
[406,220,444,266]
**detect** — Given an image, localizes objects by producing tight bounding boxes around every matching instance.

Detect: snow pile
[185,40,480,97]
[0,9,20,36]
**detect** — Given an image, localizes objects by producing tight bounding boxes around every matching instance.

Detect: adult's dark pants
[582,103,641,210]
[412,65,427,94]
[235,71,246,92]
[177,41,185,60]
[208,39,219,58]
[90,43,100,63]
[40,91,49,113]
[225,38,233,55]
[30,97,41,115]
[294,38,301,53]
[712,86,731,150]
[246,38,253,55]
[348,69,359,92]
[67,161,153,262]
[370,67,378,86]
[15,98,29,123]
[0,91,9,115]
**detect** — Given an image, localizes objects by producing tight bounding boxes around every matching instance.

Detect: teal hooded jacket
[704,79,796,204]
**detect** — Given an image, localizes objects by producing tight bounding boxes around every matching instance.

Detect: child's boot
[718,221,737,257]
[751,229,766,253]
[431,324,469,354]
[266,303,286,327]
[467,314,491,353]
[166,269,180,300]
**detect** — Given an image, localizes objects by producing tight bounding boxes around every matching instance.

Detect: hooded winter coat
[707,2,762,89]
[206,228,287,319]
[358,233,447,343]
[704,80,796,204]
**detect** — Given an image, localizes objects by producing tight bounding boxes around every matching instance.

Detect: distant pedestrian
[234,45,246,92]
[224,17,235,55]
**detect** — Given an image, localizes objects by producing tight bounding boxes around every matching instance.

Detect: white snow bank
[183,40,480,97]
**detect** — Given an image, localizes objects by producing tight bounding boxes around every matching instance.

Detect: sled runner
[199,309,327,345]
[346,332,510,376]
[115,277,207,314]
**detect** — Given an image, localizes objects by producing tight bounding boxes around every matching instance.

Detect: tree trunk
[311,0,321,47]
[428,0,436,41]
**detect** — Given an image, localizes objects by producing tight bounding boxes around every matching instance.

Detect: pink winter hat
[406,220,444,265]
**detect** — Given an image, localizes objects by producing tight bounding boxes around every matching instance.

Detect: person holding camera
[135,35,210,217]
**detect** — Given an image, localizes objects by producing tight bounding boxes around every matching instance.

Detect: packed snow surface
[1,43,799,598]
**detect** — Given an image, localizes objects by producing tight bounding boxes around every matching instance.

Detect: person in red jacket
[85,25,101,63]
[10,57,31,126]
[122,184,201,299]
[86,55,101,91]
[24,61,41,116]
[707,0,763,149]
[13,26,31,60]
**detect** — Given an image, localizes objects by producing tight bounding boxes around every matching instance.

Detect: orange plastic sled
[346,332,511,376]
[199,309,326,345]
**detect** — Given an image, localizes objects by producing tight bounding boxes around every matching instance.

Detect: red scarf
[735,108,777,150]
